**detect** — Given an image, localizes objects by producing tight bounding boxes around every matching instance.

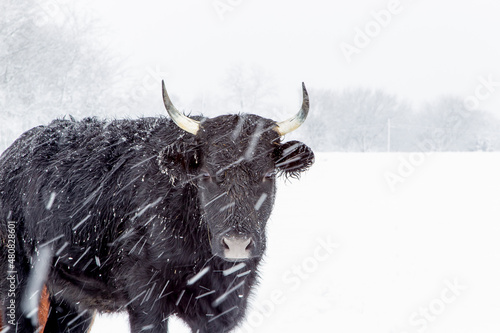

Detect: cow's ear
[274,140,314,178]
[158,137,200,184]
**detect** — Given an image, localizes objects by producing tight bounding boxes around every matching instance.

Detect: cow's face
[161,82,314,261]
[192,115,314,261]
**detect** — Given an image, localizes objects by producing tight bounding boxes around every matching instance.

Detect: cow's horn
[162,80,200,135]
[274,82,309,136]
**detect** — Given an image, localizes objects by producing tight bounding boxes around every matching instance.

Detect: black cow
[0,81,314,333]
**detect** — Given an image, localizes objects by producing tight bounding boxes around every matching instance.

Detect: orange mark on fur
[38,285,50,332]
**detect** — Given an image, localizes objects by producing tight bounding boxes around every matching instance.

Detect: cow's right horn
[162,81,200,135]
[274,82,309,136]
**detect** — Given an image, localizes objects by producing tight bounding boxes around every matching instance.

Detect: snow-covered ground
[93,152,500,332]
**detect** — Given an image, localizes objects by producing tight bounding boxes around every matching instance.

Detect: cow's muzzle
[214,234,261,261]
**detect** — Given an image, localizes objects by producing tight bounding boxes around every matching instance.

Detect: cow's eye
[263,170,276,181]
[200,170,212,181]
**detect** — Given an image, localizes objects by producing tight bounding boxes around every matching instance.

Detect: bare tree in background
[416,96,500,151]
[222,64,277,115]
[302,88,409,151]
[0,0,118,150]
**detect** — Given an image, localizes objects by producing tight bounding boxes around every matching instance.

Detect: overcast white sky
[86,0,500,116]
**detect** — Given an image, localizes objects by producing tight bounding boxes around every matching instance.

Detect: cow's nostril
[245,239,253,251]
[221,236,253,261]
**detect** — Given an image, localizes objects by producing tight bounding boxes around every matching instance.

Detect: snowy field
[92,152,500,332]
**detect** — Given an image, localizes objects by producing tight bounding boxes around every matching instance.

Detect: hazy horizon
[84,0,500,117]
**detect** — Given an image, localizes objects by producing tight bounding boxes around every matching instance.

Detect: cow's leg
[128,310,168,333]
[123,266,171,333]
[180,310,242,333]
[43,297,95,333]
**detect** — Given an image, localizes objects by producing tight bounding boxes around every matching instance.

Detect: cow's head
[161,81,314,262]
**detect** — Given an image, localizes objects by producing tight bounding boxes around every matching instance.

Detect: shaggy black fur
[0,113,314,332]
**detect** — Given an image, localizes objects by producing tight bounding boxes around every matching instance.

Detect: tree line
[294,89,500,152]
[2,0,499,153]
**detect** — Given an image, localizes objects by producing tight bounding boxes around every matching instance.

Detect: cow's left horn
[162,80,200,135]
[274,82,309,136]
